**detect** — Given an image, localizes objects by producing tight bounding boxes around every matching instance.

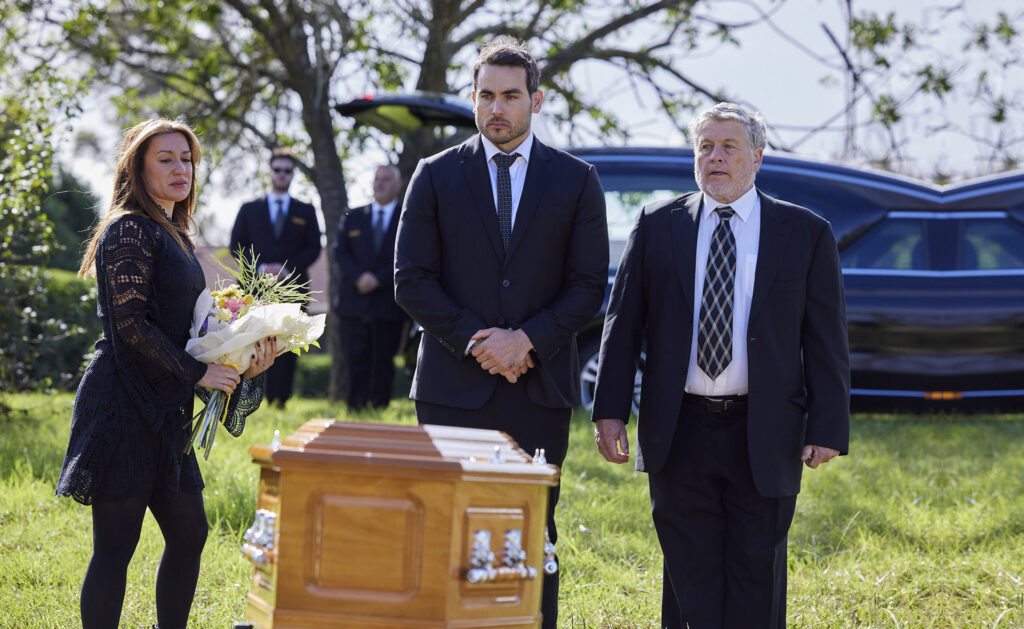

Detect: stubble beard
[695,168,753,205]
[480,117,529,149]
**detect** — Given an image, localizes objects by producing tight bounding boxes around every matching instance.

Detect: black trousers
[264,351,296,405]
[650,396,797,629]
[339,317,404,410]
[416,377,571,629]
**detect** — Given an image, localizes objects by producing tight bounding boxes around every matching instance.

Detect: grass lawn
[2,387,1024,628]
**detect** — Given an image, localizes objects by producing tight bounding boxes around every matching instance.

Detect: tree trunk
[301,95,350,402]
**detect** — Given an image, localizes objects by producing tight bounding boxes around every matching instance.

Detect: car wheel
[578,339,643,416]
[579,339,601,411]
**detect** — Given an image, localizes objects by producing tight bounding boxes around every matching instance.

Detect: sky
[60,0,1022,244]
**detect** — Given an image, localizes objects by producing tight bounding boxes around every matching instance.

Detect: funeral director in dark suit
[395,36,608,629]
[334,164,408,410]
[592,102,850,629]
[230,147,322,407]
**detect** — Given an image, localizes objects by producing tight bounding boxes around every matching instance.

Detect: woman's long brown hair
[78,118,202,277]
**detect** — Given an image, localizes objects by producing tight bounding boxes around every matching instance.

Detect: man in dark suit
[230,147,322,407]
[394,36,609,629]
[334,164,408,410]
[592,102,850,628]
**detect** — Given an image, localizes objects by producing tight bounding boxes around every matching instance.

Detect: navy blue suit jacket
[395,135,609,410]
[592,190,850,497]
[229,196,322,289]
[334,203,406,321]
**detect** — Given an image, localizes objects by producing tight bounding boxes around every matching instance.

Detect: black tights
[80,488,208,629]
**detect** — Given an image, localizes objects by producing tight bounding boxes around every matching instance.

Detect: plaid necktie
[492,152,520,254]
[697,206,736,380]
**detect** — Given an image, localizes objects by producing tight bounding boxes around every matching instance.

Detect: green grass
[3,391,1024,627]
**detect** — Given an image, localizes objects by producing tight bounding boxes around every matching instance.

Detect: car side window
[839,218,928,270]
[593,169,691,264]
[961,218,1024,270]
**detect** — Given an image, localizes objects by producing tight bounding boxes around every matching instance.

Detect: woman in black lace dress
[56,118,277,629]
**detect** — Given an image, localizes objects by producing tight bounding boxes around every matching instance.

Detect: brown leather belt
[683,393,748,413]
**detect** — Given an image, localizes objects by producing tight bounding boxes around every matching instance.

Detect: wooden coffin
[242,419,559,629]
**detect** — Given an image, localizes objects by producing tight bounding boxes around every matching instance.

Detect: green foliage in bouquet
[222,245,315,307]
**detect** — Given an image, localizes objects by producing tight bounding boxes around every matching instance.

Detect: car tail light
[924,391,964,400]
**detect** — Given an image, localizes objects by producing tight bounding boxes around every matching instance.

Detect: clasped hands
[262,262,289,279]
[356,271,379,295]
[470,327,534,383]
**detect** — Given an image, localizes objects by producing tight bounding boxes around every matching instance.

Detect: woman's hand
[242,337,279,379]
[198,363,241,394]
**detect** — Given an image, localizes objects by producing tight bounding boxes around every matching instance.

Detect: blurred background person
[230,147,322,407]
[334,164,409,410]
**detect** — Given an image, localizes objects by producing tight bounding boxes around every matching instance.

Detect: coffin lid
[250,419,559,484]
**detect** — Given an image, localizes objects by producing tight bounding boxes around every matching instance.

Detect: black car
[574,148,1024,412]
[336,95,1024,412]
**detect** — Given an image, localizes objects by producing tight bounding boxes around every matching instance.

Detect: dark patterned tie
[373,208,386,252]
[697,206,737,380]
[492,152,519,254]
[273,199,286,240]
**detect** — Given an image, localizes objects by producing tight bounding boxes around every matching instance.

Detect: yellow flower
[215,308,232,323]
[243,294,254,305]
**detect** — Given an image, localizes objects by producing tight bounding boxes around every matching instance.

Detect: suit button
[501,280,510,288]
[498,318,507,326]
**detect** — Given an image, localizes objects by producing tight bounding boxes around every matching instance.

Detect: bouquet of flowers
[185,248,325,459]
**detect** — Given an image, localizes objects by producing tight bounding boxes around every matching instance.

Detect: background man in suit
[395,36,609,629]
[592,102,850,628]
[335,164,408,410]
[230,147,322,407]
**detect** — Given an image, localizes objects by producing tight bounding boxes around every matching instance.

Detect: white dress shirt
[684,186,761,396]
[267,193,291,223]
[480,132,534,228]
[463,133,535,355]
[255,193,293,273]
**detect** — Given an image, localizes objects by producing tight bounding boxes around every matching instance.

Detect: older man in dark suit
[335,164,408,410]
[230,147,322,407]
[395,36,609,629]
[592,102,850,629]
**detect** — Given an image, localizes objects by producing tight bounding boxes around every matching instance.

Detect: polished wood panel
[243,420,558,629]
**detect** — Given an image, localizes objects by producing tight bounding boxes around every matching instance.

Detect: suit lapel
[257,198,273,235]
[506,138,553,261]
[459,136,505,261]
[748,192,791,323]
[352,205,373,261]
[672,192,702,313]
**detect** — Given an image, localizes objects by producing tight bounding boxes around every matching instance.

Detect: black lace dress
[56,214,265,505]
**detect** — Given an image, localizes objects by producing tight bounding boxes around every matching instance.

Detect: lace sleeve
[195,372,266,437]
[100,216,206,385]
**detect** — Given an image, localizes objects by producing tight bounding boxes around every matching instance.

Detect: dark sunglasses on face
[272,167,293,174]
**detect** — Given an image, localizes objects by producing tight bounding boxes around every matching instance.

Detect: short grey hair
[688,102,767,151]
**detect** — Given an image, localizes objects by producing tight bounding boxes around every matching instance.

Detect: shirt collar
[267,192,291,206]
[481,132,534,164]
[372,199,398,214]
[701,185,758,224]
